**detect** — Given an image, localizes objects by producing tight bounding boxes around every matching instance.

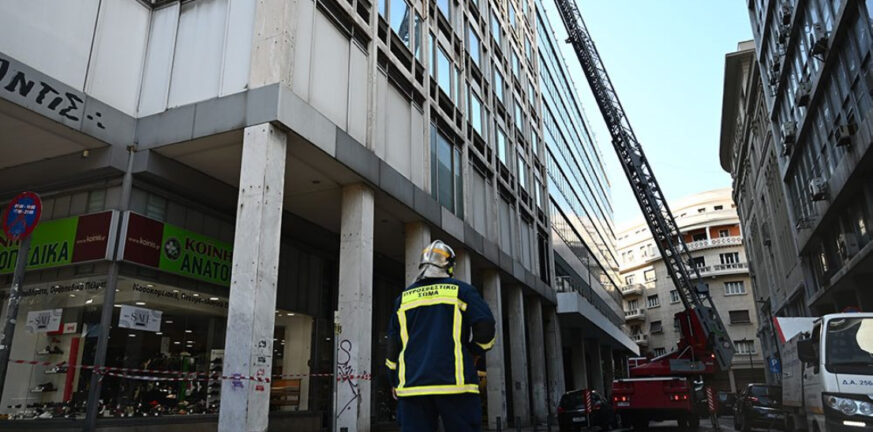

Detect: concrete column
[219,124,286,432]
[404,222,430,285]
[544,307,565,416]
[483,269,507,428]
[571,335,588,390]
[507,285,531,426]
[586,339,604,394]
[454,248,471,283]
[335,184,375,432]
[526,297,548,424]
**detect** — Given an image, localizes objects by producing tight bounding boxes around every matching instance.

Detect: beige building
[617,188,764,392]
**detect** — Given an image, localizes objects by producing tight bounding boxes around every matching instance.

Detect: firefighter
[385,240,496,432]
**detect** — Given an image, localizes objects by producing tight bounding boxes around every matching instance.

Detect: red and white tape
[9,359,371,382]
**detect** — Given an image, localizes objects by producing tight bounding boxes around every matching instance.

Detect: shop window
[87,190,106,212]
[430,125,463,217]
[145,194,167,221]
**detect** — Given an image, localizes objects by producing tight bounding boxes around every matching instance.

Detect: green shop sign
[121,212,232,286]
[0,212,115,274]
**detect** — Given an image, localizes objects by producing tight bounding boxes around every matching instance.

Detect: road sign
[2,191,41,241]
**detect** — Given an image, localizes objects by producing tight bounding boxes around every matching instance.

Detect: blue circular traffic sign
[3,192,42,241]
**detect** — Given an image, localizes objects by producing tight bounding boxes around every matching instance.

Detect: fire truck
[550,1,736,430]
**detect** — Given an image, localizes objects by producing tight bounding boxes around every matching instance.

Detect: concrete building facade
[617,189,765,392]
[722,1,873,382]
[0,0,631,430]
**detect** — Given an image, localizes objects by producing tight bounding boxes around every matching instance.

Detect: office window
[697,207,706,213]
[490,12,501,45]
[725,281,746,295]
[437,0,450,19]
[718,229,730,238]
[517,155,527,190]
[87,189,106,212]
[735,340,756,354]
[625,275,635,285]
[644,269,655,281]
[720,252,740,265]
[509,4,516,28]
[496,127,508,166]
[670,290,680,304]
[468,27,481,67]
[436,46,451,96]
[729,310,751,324]
[514,100,523,132]
[528,82,536,109]
[145,193,167,220]
[650,321,663,334]
[534,178,542,209]
[627,299,640,310]
[429,33,436,76]
[511,50,520,79]
[390,0,410,46]
[691,257,705,268]
[646,294,660,308]
[414,14,423,61]
[493,69,505,104]
[430,125,463,216]
[692,232,707,241]
[714,205,724,211]
[653,347,667,356]
[469,91,484,136]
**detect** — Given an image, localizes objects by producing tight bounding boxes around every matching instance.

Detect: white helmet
[416,240,456,280]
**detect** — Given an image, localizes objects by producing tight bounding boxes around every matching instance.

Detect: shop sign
[120,212,232,286]
[118,305,162,333]
[25,308,62,333]
[0,211,116,274]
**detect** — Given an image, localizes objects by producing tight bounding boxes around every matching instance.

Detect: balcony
[631,333,648,346]
[624,309,646,322]
[620,283,644,297]
[698,262,749,277]
[685,236,743,252]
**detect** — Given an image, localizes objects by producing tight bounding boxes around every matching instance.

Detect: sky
[540,1,754,229]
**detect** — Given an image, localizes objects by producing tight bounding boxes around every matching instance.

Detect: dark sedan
[558,389,615,431]
[733,384,785,431]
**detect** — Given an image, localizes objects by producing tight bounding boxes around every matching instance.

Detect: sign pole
[0,235,32,397]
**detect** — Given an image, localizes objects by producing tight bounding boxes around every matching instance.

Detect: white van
[778,313,873,431]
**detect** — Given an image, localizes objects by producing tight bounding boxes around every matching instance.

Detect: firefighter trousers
[397,393,482,432]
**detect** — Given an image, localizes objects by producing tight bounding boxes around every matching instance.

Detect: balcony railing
[685,236,743,251]
[620,283,644,297]
[624,309,646,321]
[631,333,648,345]
[698,262,749,277]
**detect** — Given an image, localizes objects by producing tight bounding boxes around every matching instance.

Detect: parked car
[733,384,785,432]
[717,391,737,416]
[558,389,616,431]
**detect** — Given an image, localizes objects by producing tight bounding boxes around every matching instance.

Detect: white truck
[777,313,873,432]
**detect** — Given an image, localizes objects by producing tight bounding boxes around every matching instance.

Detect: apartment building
[617,189,764,392]
[722,1,873,382]
[0,0,630,430]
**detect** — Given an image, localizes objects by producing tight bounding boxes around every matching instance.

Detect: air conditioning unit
[838,232,860,259]
[809,177,828,201]
[810,23,828,56]
[796,78,812,107]
[835,122,856,147]
[781,121,797,144]
[781,3,792,25]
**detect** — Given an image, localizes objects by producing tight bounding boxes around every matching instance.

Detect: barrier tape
[9,359,371,382]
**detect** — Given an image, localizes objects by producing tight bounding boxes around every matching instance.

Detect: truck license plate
[617,402,630,407]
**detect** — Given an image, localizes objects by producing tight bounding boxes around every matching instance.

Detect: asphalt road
[608,416,782,432]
